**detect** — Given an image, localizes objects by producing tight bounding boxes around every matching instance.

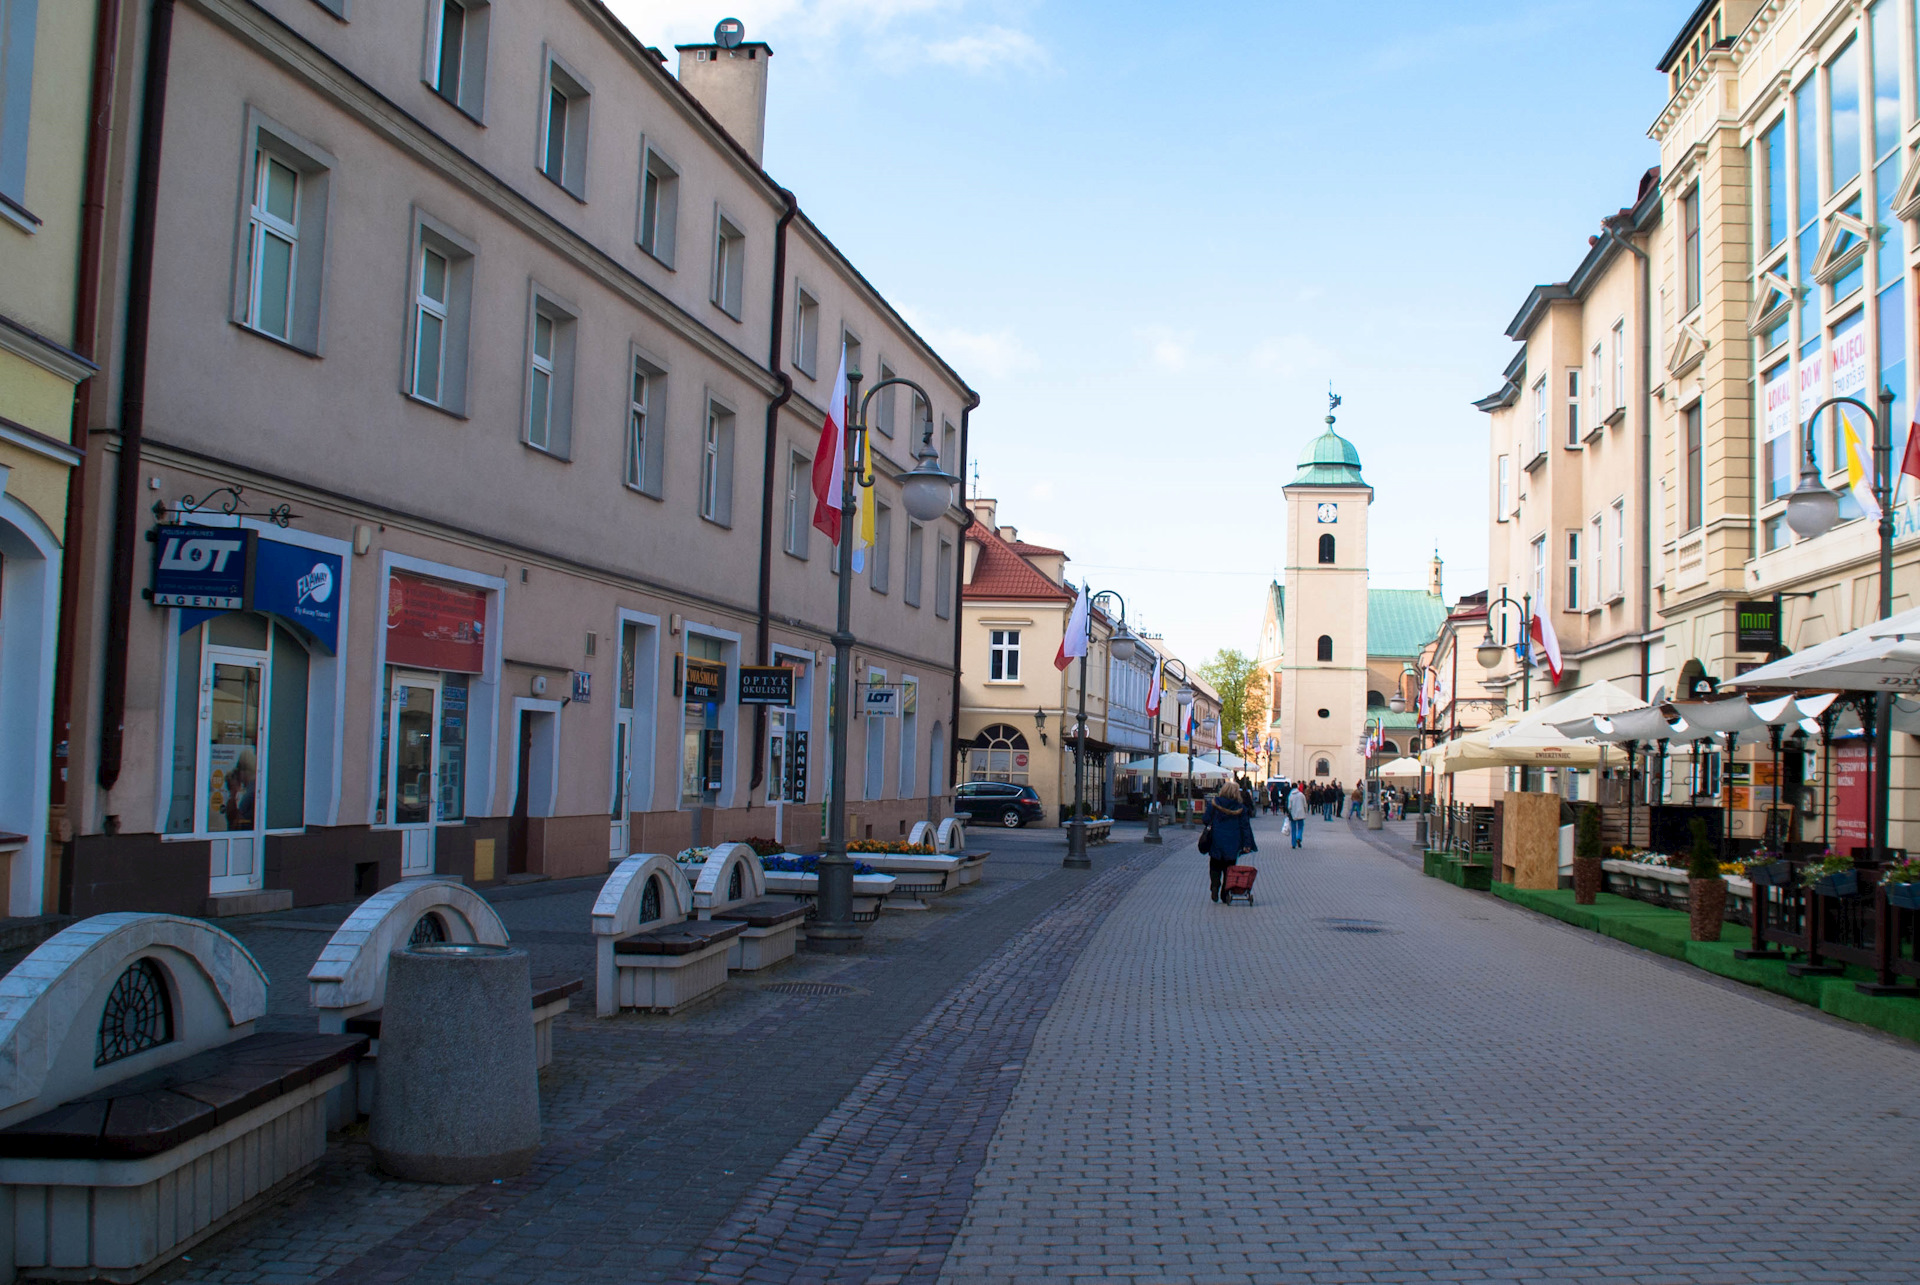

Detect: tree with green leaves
[1198,649,1258,750]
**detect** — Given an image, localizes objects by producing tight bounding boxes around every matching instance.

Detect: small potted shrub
[1801,850,1858,898]
[1880,857,1920,910]
[1572,805,1604,905]
[1687,818,1728,942]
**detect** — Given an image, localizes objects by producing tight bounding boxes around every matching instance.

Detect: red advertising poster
[1834,741,1871,853]
[387,573,487,673]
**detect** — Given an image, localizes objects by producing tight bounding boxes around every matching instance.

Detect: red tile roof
[963,524,1074,602]
[1006,538,1066,557]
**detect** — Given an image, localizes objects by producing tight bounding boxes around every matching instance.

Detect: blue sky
[611,0,1684,665]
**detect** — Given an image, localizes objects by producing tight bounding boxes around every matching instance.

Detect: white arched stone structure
[935,817,967,854]
[907,821,935,849]
[690,843,765,917]
[0,913,267,1128]
[308,879,508,1028]
[592,854,737,1015]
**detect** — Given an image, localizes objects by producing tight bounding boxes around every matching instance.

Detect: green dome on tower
[1291,416,1367,487]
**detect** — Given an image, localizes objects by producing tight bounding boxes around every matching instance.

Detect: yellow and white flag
[1842,412,1884,520]
[850,472,876,572]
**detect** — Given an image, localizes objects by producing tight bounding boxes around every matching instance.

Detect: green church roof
[1367,589,1447,658]
[1290,419,1368,487]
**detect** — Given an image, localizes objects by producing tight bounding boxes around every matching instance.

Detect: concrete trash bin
[370,942,541,1183]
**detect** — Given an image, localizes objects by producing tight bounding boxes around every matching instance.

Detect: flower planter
[1812,871,1860,898]
[1884,880,1920,911]
[1689,877,1728,942]
[1745,860,1794,887]
[761,870,898,921]
[1572,855,1603,905]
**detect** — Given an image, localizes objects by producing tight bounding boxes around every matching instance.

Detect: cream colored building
[57,1,974,915]
[1475,167,1664,781]
[0,0,102,914]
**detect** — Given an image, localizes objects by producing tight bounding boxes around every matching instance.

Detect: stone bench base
[0,1065,347,1282]
[957,853,988,885]
[605,922,743,1014]
[711,899,808,972]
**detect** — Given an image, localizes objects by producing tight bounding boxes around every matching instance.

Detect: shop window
[166,613,311,840]
[969,724,1029,784]
[376,572,488,826]
[681,633,727,806]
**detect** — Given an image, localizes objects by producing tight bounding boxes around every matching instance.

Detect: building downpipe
[99,0,174,797]
[751,186,799,795]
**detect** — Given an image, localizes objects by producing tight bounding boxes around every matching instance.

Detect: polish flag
[1898,422,1920,502]
[1145,653,1163,716]
[1055,582,1090,670]
[1528,608,1564,685]
[810,348,848,540]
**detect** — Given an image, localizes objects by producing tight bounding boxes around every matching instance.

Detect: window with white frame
[700,398,735,525]
[874,362,897,438]
[0,0,39,222]
[524,289,576,456]
[904,521,924,606]
[871,501,892,593]
[1532,377,1548,456]
[540,54,590,198]
[626,352,665,496]
[1564,531,1580,611]
[910,390,931,449]
[1611,320,1626,408]
[425,0,489,118]
[1565,369,1580,446]
[1589,344,1602,428]
[1589,515,1603,608]
[412,245,449,404]
[1682,185,1701,312]
[1531,535,1546,606]
[935,538,953,619]
[406,215,474,414]
[793,286,820,378]
[711,209,746,318]
[637,143,678,265]
[234,114,333,353]
[1496,455,1510,521]
[940,419,957,476]
[989,629,1021,682]
[784,451,809,558]
[1611,499,1626,596]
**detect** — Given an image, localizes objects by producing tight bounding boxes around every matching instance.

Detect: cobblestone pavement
[938,810,1920,1284]
[149,827,1163,1285]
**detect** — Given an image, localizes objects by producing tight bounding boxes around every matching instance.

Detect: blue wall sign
[151,526,254,608]
[252,539,343,653]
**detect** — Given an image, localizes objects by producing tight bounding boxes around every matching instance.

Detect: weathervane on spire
[1327,384,1341,425]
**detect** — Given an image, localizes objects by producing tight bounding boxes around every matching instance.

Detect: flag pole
[813,367,866,953]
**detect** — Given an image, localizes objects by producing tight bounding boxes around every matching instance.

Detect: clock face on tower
[1316,503,1338,524]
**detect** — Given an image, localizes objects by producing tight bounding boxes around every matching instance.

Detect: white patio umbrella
[1123,753,1231,779]
[1724,627,1920,693]
[1376,756,1423,777]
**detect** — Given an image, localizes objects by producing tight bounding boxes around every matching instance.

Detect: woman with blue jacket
[1203,779,1258,902]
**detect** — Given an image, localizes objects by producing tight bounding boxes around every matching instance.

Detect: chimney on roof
[967,496,998,528]
[675,19,772,165]
[997,525,1018,543]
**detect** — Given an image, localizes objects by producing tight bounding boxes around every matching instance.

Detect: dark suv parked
[955,781,1046,828]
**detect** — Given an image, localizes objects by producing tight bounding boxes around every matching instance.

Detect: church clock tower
[1277,400,1373,787]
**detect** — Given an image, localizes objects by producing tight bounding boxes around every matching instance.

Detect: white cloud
[925,25,1046,71]
[1137,326,1197,374]
[1248,333,1336,378]
[898,308,1041,380]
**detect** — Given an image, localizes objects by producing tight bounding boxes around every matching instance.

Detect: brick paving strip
[940,811,1920,1285]
[674,839,1176,1285]
[148,831,1175,1285]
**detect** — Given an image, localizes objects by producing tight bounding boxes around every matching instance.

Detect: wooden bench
[342,977,584,1069]
[712,899,810,970]
[596,855,748,1014]
[0,913,364,1282]
[309,879,582,1092]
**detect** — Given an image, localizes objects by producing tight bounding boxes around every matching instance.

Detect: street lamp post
[1391,661,1432,848]
[1064,589,1136,869]
[1144,656,1194,846]
[812,369,963,953]
[1784,388,1898,861]
[1475,588,1534,711]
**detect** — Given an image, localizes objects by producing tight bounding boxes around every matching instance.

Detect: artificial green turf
[1484,882,1920,1042]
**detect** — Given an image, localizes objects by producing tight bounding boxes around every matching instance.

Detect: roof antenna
[971,459,980,500]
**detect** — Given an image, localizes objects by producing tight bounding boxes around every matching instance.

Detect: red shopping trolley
[1221,863,1257,906]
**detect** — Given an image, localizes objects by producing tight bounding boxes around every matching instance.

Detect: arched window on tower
[1316,635,1333,662]
[1314,758,1331,776]
[1318,533,1335,564]
[1367,691,1385,708]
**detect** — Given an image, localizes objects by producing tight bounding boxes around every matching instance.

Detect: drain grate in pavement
[761,981,856,996]
[1317,917,1388,934]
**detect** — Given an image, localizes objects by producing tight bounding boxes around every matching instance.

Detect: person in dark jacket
[1203,778,1258,902]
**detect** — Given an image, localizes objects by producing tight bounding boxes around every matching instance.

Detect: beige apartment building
[1476,168,1664,752]
[56,0,974,916]
[1475,0,1920,844]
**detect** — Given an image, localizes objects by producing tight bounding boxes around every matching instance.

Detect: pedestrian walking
[1203,779,1257,902]
[1334,781,1345,818]
[1286,782,1308,848]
